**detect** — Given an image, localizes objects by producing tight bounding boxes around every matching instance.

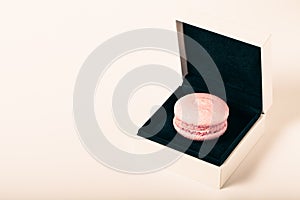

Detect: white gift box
[137,15,272,188]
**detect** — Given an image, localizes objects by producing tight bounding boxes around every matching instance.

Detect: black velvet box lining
[137,22,263,166]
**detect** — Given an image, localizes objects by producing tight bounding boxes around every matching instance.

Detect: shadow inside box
[224,81,300,187]
[138,85,261,167]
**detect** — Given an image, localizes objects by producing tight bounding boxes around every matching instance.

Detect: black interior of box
[137,22,263,166]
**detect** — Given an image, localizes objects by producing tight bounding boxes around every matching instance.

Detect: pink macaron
[173,93,229,141]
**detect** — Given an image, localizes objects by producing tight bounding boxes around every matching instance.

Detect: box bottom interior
[137,84,261,166]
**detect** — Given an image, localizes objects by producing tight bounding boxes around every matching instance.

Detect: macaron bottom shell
[173,118,227,141]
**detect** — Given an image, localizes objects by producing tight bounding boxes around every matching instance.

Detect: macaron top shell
[174,93,229,126]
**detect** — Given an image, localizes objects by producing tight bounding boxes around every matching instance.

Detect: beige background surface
[1,0,300,199]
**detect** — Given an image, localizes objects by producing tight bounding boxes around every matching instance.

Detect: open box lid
[176,16,272,114]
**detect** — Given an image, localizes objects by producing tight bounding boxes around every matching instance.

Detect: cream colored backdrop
[0,0,300,199]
